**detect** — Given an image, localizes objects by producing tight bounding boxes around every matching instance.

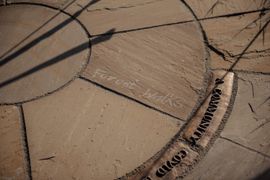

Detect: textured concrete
[0,4,89,103]
[222,73,270,156]
[186,0,267,18]
[0,0,270,179]
[65,0,194,35]
[83,21,207,120]
[0,0,71,7]
[0,106,28,180]
[204,11,270,73]
[23,79,182,179]
[185,138,270,180]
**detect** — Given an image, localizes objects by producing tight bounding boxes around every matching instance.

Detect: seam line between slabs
[79,76,186,122]
[220,136,270,159]
[18,105,32,180]
[91,8,270,37]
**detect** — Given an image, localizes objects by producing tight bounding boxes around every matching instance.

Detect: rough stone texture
[23,79,182,180]
[83,21,207,120]
[185,138,270,180]
[64,0,195,35]
[0,4,89,103]
[186,0,267,18]
[221,73,270,156]
[1,0,71,8]
[127,141,198,180]
[182,71,234,148]
[0,106,28,180]
[203,11,270,73]
[1,1,270,179]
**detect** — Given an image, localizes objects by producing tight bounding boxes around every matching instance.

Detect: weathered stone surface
[203,11,270,73]
[221,73,270,156]
[185,138,270,180]
[23,79,182,179]
[209,51,270,73]
[182,70,234,148]
[0,106,28,180]
[83,21,207,120]
[186,0,267,18]
[65,0,195,35]
[1,0,71,7]
[125,141,198,180]
[0,4,89,103]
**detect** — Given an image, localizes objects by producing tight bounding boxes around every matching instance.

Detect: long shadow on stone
[0,28,115,89]
[252,168,270,180]
[0,0,100,67]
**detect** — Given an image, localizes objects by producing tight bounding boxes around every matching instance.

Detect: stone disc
[0,4,90,104]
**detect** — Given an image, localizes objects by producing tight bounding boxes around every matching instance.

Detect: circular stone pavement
[0,4,90,104]
[0,1,238,180]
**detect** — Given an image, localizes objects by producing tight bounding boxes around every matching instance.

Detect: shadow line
[0,29,115,89]
[252,168,270,180]
[0,0,100,67]
[0,0,76,60]
[91,8,270,37]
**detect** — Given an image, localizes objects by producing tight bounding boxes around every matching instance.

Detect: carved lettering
[141,176,152,180]
[155,150,188,177]
[189,79,223,145]
[215,78,224,85]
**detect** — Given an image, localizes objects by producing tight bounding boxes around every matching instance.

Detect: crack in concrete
[209,44,270,63]
[233,48,270,59]
[210,18,270,73]
[248,102,256,114]
[207,44,233,62]
[238,76,255,98]
[181,76,201,95]
[204,0,224,17]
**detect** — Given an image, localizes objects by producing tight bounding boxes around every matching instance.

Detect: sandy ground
[0,0,269,179]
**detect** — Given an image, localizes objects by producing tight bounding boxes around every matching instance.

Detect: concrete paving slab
[0,0,269,179]
[23,79,183,180]
[1,0,71,8]
[185,138,270,180]
[203,11,270,73]
[64,0,195,35]
[221,73,270,156]
[83,21,207,120]
[0,106,28,180]
[210,50,270,73]
[186,0,267,18]
[0,4,90,104]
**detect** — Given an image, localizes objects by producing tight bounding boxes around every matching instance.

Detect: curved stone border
[118,70,236,179]
[0,2,92,105]
[0,1,237,180]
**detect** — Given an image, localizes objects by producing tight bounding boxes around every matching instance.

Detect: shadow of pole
[0,28,115,89]
[252,168,270,180]
[0,0,77,60]
[0,0,100,67]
